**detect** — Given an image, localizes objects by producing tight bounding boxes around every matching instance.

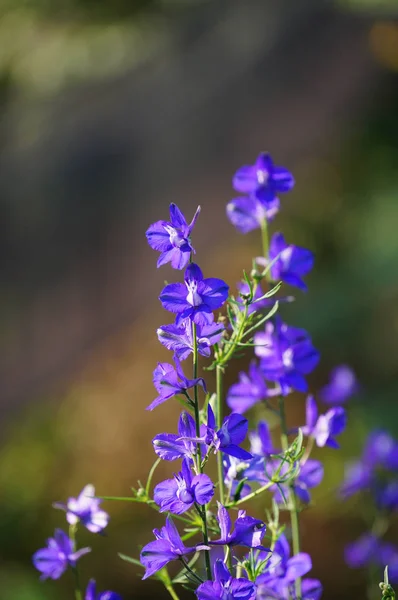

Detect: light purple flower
[223,455,252,500]
[254,318,319,394]
[211,503,268,550]
[269,233,314,291]
[153,411,198,462]
[154,458,214,514]
[320,364,358,405]
[345,533,379,568]
[33,529,90,580]
[54,484,109,533]
[159,264,229,326]
[157,319,225,361]
[148,355,206,410]
[227,362,278,414]
[227,195,280,233]
[249,421,279,457]
[85,579,122,600]
[140,516,206,580]
[301,396,346,449]
[146,203,200,269]
[233,153,294,203]
[196,560,256,600]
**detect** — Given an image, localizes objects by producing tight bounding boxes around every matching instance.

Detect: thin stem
[226,480,274,509]
[278,397,301,600]
[69,524,82,600]
[192,321,212,581]
[165,583,180,600]
[180,556,204,584]
[216,364,226,506]
[260,219,271,281]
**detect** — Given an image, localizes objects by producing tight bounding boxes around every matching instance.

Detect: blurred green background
[1,0,398,598]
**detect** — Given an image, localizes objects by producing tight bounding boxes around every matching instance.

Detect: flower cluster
[33,484,121,597]
[342,430,398,583]
[33,151,389,600]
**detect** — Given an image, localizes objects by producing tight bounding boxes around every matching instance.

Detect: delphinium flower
[249,421,279,457]
[226,362,280,414]
[301,395,346,449]
[227,194,280,233]
[268,233,314,291]
[85,579,122,600]
[140,516,208,579]
[254,317,320,394]
[159,263,229,326]
[254,534,322,600]
[152,411,198,462]
[186,404,253,460]
[211,503,269,551]
[196,560,256,600]
[157,318,225,361]
[232,153,295,203]
[146,203,201,269]
[340,430,398,499]
[320,364,358,405]
[147,355,206,410]
[223,455,252,500]
[53,484,109,533]
[154,458,214,514]
[33,529,90,580]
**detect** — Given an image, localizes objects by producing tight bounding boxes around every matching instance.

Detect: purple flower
[223,455,252,499]
[146,203,200,270]
[211,503,268,550]
[255,534,319,600]
[301,396,346,449]
[340,430,398,499]
[159,264,229,326]
[53,484,109,533]
[157,319,225,361]
[148,355,206,410]
[345,533,379,568]
[272,459,324,505]
[154,458,214,514]
[254,318,320,394]
[226,362,278,414]
[227,195,280,233]
[269,233,314,291]
[32,529,90,580]
[249,421,278,457]
[196,560,256,600]
[200,405,253,460]
[232,153,295,203]
[320,364,358,405]
[140,516,206,580]
[377,480,398,510]
[85,579,121,600]
[153,411,198,462]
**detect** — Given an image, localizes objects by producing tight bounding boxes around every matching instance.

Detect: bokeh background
[1,0,398,598]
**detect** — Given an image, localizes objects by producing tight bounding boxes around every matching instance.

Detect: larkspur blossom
[53,484,109,533]
[249,421,279,457]
[140,516,207,579]
[227,195,280,233]
[226,362,280,414]
[157,318,225,361]
[320,364,358,405]
[185,404,253,460]
[146,203,200,269]
[85,579,122,600]
[148,354,206,410]
[196,560,256,600]
[211,503,268,550]
[254,317,320,394]
[268,233,314,291]
[152,411,198,462]
[33,529,90,580]
[301,395,346,449]
[232,153,295,203]
[159,263,229,326]
[223,455,252,499]
[154,458,214,514]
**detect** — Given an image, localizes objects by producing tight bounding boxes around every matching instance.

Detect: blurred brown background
[1,0,398,598]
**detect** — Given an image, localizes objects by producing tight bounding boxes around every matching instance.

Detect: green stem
[192,322,212,581]
[278,397,301,600]
[226,479,274,508]
[260,219,271,281]
[216,364,226,506]
[69,524,82,600]
[165,583,180,600]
